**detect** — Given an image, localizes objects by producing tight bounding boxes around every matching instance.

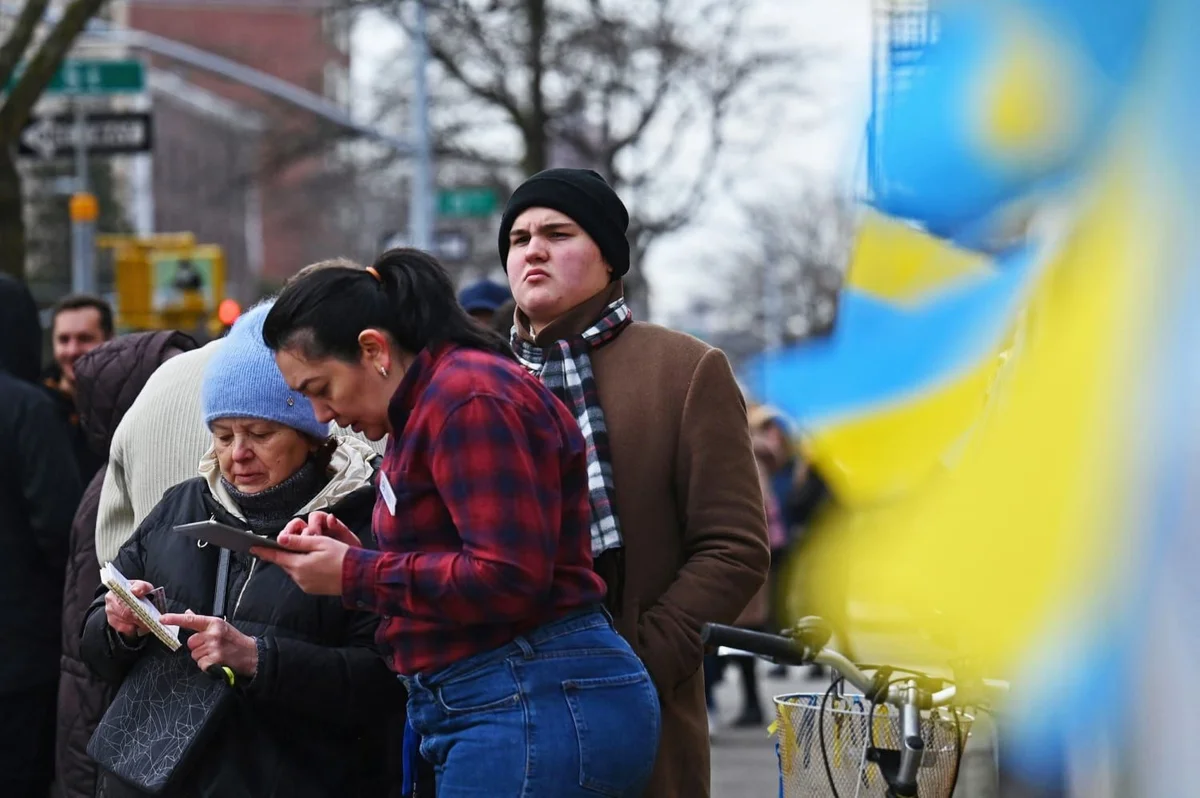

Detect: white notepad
[99,562,182,652]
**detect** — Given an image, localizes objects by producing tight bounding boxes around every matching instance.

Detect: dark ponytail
[262,249,515,363]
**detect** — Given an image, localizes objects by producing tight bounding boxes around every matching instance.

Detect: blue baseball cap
[458,279,511,314]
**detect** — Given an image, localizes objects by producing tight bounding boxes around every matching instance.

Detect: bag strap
[212,547,231,618]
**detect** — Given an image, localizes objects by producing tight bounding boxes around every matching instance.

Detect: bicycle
[701,617,1007,798]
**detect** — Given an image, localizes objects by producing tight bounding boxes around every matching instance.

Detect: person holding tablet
[255,249,661,797]
[79,301,399,798]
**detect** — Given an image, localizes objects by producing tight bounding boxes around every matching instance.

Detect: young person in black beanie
[499,168,771,798]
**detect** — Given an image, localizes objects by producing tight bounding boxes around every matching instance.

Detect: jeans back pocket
[563,670,660,796]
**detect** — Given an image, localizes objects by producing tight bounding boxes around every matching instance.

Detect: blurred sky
[351,0,874,322]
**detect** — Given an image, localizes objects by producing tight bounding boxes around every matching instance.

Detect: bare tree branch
[620,79,727,239]
[426,37,523,123]
[335,0,813,314]
[0,0,48,90]
[0,0,112,281]
[435,141,515,170]
[390,1,527,129]
[695,186,853,356]
[619,8,805,238]
[0,0,109,139]
[522,0,548,174]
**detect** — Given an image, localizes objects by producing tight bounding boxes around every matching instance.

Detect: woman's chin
[351,422,385,441]
[231,478,268,494]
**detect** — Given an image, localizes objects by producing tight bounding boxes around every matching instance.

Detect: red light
[217,299,242,326]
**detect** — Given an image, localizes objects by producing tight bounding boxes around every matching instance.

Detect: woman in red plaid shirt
[256,249,661,797]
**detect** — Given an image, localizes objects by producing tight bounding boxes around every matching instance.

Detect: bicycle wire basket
[773,692,972,798]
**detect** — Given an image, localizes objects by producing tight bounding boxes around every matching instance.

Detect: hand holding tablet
[174,520,286,555]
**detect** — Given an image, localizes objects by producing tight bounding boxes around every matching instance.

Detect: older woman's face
[211,418,315,494]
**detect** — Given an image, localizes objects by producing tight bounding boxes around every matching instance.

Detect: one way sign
[18,111,153,159]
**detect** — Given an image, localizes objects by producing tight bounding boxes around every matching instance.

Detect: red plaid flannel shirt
[341,342,607,676]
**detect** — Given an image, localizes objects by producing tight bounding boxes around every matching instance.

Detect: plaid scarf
[513,299,632,556]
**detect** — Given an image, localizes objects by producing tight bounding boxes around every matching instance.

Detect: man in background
[500,168,769,797]
[456,278,511,327]
[43,294,115,483]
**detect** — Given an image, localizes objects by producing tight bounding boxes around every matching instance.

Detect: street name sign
[437,186,498,218]
[5,59,146,95]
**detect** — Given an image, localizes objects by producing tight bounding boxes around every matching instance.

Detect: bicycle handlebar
[701,622,883,696]
[700,622,1008,710]
[699,624,810,665]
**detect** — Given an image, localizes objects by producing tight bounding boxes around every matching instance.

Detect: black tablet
[173,520,287,555]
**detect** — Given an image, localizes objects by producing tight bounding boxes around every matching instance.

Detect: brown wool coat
[516,283,770,798]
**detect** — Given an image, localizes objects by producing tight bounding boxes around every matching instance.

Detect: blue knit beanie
[201,300,329,439]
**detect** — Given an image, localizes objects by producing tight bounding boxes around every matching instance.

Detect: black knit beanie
[498,168,630,278]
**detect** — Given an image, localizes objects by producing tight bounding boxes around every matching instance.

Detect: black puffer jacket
[0,275,82,693]
[80,456,402,798]
[56,331,198,798]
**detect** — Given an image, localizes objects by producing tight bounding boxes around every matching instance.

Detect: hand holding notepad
[100,562,182,652]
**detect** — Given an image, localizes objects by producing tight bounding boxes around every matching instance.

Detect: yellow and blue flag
[748,0,1196,788]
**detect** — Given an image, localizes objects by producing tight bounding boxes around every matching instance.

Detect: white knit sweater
[95,341,220,564]
[95,339,386,564]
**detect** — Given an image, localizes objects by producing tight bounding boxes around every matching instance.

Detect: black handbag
[88,548,237,795]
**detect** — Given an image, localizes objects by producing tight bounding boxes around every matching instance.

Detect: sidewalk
[710,663,816,798]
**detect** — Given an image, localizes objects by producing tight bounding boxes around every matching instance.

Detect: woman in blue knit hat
[79,301,400,798]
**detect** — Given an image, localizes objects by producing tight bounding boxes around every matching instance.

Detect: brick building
[116,0,353,283]
[146,69,264,302]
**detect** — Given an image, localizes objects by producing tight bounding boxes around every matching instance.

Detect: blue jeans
[402,608,661,797]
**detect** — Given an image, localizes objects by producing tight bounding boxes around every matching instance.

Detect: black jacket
[0,275,83,692]
[56,331,198,798]
[42,364,107,485]
[80,475,403,798]
[0,372,83,691]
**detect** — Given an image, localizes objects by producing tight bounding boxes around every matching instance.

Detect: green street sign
[437,186,498,218]
[5,59,146,95]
